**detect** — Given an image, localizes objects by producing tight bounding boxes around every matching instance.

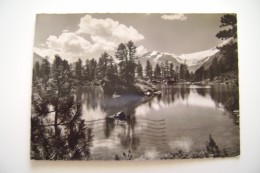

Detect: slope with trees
[194,14,238,84]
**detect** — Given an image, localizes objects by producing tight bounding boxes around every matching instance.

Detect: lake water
[75,84,240,160]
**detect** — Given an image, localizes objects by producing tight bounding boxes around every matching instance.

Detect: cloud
[41,32,98,61]
[35,15,146,62]
[77,15,144,49]
[46,32,92,54]
[136,45,148,56]
[161,14,187,21]
[36,32,116,62]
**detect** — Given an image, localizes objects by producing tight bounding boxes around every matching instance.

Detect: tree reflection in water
[104,117,115,138]
[75,84,239,159]
[76,86,103,111]
[101,95,141,151]
[117,115,139,150]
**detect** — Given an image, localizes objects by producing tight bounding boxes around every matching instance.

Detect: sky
[33,13,225,62]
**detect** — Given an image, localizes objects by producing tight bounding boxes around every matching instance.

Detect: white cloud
[46,32,92,53]
[136,45,148,56]
[40,32,95,62]
[35,15,147,62]
[161,14,187,21]
[77,15,144,50]
[90,36,117,51]
[35,32,114,62]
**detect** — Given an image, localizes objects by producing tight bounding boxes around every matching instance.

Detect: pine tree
[161,63,165,79]
[105,57,119,84]
[179,64,185,81]
[216,14,237,40]
[136,61,143,79]
[115,41,137,83]
[154,63,161,79]
[98,52,109,79]
[83,60,90,82]
[164,60,170,78]
[145,60,153,80]
[126,41,137,83]
[185,70,190,82]
[100,56,119,95]
[179,63,189,81]
[175,65,179,81]
[40,59,50,80]
[216,14,238,72]
[115,43,128,80]
[63,59,70,72]
[169,63,174,78]
[189,72,195,82]
[216,14,239,112]
[89,58,97,81]
[75,58,83,81]
[127,41,136,60]
[33,61,41,78]
[31,55,93,160]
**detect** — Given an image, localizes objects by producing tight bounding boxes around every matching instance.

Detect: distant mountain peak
[138,42,228,72]
[150,51,159,56]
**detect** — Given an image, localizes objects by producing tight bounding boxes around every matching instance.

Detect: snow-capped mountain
[178,48,219,65]
[139,51,181,68]
[179,48,220,72]
[138,47,220,73]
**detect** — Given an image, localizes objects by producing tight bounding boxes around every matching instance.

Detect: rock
[114,111,126,121]
[101,79,156,96]
[145,91,152,96]
[154,90,162,95]
[107,115,115,119]
[112,93,121,99]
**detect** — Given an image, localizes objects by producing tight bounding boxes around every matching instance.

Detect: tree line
[145,60,195,82]
[33,40,194,88]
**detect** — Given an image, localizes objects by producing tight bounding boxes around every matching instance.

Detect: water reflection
[104,118,115,138]
[76,84,239,159]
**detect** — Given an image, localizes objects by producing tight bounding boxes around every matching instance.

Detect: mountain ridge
[138,47,220,73]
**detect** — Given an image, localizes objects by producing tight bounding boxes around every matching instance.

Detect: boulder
[114,111,126,121]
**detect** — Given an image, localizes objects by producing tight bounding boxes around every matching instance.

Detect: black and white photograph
[31,13,239,160]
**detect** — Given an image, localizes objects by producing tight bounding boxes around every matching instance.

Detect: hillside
[33,52,44,64]
[200,51,223,70]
